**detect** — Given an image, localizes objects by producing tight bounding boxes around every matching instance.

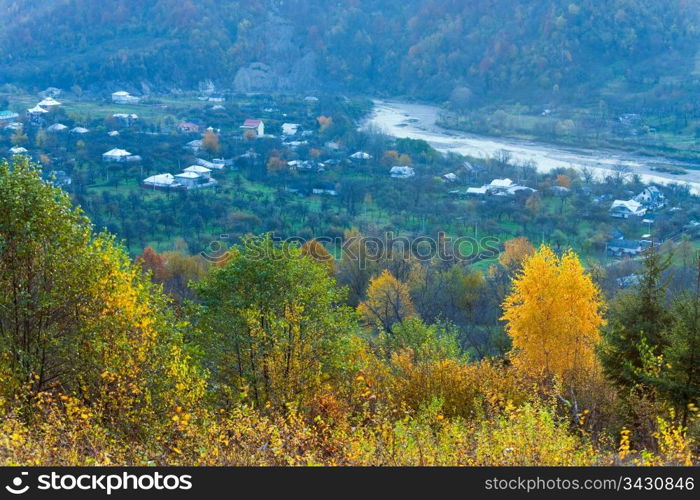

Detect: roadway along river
[363,100,700,193]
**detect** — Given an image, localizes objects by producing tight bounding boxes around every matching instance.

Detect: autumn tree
[501,245,605,389]
[203,130,220,153]
[556,174,572,188]
[301,238,335,276]
[194,234,357,409]
[358,270,416,332]
[382,150,399,166]
[0,157,204,431]
[139,246,168,282]
[160,250,209,299]
[266,155,287,175]
[317,115,332,132]
[498,236,535,273]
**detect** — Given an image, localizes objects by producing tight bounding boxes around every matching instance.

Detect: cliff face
[232,15,320,92]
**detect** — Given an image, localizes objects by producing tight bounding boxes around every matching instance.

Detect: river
[362,100,700,193]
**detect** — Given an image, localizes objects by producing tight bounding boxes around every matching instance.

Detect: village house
[142,173,178,190]
[283,140,309,149]
[177,122,200,134]
[487,178,515,193]
[505,185,536,196]
[0,110,19,123]
[282,123,300,137]
[240,119,265,137]
[193,158,216,170]
[617,274,641,288]
[288,160,318,171]
[442,173,458,183]
[175,172,203,189]
[606,239,644,257]
[9,146,28,155]
[112,91,140,104]
[174,171,216,190]
[634,186,666,210]
[112,113,139,127]
[4,122,22,132]
[183,165,212,179]
[70,126,89,134]
[37,97,61,109]
[312,182,338,196]
[185,139,203,154]
[349,151,372,162]
[102,148,133,163]
[211,158,232,168]
[609,199,646,218]
[465,178,536,197]
[46,123,68,133]
[466,186,489,196]
[108,130,120,137]
[27,105,48,123]
[390,166,416,178]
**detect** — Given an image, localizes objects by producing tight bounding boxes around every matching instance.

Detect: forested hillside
[0,0,698,105]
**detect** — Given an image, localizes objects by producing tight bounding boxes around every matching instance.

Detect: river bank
[362,100,700,194]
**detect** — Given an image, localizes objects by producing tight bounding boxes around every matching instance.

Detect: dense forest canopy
[0,0,698,105]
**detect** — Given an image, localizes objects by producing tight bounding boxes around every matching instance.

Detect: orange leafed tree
[501,245,605,387]
[301,239,335,276]
[203,130,220,153]
[556,174,571,188]
[317,115,332,132]
[139,246,168,282]
[498,236,535,271]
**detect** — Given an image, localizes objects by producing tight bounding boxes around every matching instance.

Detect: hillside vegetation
[0,157,697,465]
[0,0,698,107]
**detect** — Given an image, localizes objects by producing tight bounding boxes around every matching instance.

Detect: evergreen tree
[654,260,700,426]
[599,247,673,392]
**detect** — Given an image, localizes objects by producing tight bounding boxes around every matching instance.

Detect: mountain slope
[0,0,698,104]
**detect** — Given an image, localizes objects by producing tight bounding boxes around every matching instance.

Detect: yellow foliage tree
[358,270,416,331]
[501,245,605,388]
